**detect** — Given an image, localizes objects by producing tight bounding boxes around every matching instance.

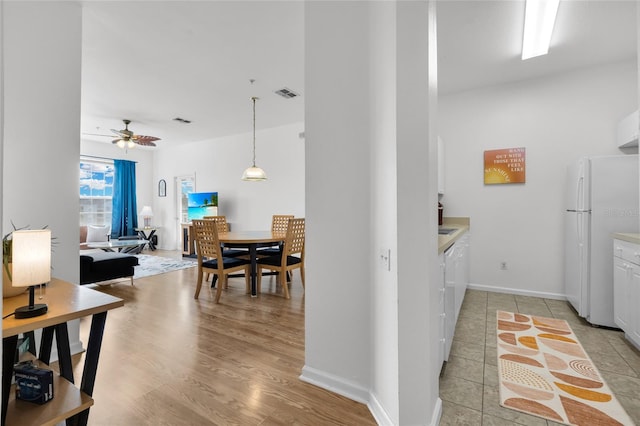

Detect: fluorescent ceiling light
[522,0,560,60]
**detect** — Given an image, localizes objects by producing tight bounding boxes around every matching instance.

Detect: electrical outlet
[500,261,507,270]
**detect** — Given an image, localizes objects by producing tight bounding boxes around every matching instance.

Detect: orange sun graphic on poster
[484,147,526,184]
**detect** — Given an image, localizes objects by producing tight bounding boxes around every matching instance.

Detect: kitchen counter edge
[439,217,470,254]
[612,232,640,245]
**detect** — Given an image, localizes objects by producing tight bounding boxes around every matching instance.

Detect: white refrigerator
[564,155,639,328]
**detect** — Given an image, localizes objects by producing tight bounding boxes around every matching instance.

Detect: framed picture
[158,179,167,197]
[484,147,526,184]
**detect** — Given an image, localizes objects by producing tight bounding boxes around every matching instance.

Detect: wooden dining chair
[202,215,248,258]
[192,219,250,303]
[257,214,294,257]
[257,218,305,299]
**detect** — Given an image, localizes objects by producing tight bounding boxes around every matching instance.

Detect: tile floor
[439,290,640,425]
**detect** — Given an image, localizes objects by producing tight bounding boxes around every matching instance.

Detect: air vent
[173,117,192,124]
[274,87,300,99]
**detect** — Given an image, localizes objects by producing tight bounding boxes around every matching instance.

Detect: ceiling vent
[173,117,192,124]
[274,87,300,99]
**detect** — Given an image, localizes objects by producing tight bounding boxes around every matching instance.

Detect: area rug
[496,310,633,425]
[133,254,196,279]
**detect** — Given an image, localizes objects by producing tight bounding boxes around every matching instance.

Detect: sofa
[79,225,139,285]
[80,251,139,285]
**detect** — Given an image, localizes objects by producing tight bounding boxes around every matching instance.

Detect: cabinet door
[613,257,630,330]
[629,265,640,347]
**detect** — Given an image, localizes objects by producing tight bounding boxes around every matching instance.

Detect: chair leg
[257,267,262,294]
[215,273,226,303]
[246,266,251,294]
[300,265,305,289]
[194,267,204,299]
[130,276,134,286]
[281,269,290,299]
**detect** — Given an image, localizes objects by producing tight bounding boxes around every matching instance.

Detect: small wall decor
[158,179,167,197]
[484,147,526,184]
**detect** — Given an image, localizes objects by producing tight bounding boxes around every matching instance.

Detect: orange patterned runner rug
[496,311,634,425]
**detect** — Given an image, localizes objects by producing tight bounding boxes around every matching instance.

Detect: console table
[2,279,123,425]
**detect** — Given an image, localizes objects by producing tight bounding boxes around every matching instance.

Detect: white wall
[4,1,82,285]
[3,1,84,357]
[80,139,155,228]
[439,60,638,297]
[369,2,400,423]
[304,2,440,425]
[153,122,305,250]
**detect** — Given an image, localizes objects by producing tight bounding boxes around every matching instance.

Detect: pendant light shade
[242,96,267,181]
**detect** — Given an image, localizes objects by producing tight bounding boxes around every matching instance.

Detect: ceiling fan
[83,119,160,148]
[110,119,160,148]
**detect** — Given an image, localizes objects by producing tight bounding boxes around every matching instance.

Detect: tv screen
[187,192,218,221]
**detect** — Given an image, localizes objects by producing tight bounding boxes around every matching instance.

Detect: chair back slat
[284,218,305,258]
[272,215,294,234]
[192,219,223,261]
[203,215,229,232]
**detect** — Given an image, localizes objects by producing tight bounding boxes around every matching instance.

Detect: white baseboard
[299,365,370,404]
[431,397,442,426]
[467,282,566,301]
[300,366,443,426]
[368,392,394,425]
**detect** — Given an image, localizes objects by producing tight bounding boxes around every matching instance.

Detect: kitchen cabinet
[438,253,446,371]
[442,231,470,365]
[613,239,640,349]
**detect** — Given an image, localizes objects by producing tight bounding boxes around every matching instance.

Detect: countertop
[439,217,470,254]
[612,233,640,245]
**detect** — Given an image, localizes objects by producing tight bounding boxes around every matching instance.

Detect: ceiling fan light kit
[242,96,267,182]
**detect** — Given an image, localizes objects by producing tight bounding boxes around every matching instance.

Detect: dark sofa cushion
[80,252,139,285]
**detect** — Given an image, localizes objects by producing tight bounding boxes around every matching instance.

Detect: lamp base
[15,303,48,319]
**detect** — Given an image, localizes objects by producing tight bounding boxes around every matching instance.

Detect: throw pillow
[86,225,110,242]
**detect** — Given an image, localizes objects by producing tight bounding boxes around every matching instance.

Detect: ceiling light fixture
[241,96,267,182]
[522,0,560,60]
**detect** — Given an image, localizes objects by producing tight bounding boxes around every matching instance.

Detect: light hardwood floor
[66,249,376,425]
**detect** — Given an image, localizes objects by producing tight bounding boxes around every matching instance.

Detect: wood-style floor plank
[65,250,376,425]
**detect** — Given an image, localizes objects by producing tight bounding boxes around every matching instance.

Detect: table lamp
[140,206,153,229]
[11,229,51,319]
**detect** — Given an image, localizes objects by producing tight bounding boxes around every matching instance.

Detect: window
[80,159,114,226]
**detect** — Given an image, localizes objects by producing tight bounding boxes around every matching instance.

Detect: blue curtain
[111,160,138,238]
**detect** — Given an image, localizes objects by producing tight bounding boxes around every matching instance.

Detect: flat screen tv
[187,192,218,221]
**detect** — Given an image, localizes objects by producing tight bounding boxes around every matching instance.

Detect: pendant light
[242,96,267,181]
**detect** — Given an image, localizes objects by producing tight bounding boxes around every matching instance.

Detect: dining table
[218,231,286,297]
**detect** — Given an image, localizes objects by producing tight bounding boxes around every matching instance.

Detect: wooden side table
[2,279,123,426]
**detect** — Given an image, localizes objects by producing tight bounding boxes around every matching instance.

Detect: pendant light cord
[252,97,257,167]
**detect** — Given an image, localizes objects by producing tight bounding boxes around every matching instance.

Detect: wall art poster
[484,147,526,184]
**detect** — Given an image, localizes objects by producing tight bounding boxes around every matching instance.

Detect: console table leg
[2,336,18,426]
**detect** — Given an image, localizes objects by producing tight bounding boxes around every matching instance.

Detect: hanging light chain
[252,96,258,167]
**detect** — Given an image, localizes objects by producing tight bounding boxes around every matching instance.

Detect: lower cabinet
[613,239,640,349]
[442,231,470,365]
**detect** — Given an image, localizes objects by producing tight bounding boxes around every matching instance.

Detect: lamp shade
[11,230,51,288]
[241,166,267,181]
[140,206,154,217]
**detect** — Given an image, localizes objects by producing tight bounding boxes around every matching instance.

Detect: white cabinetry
[438,253,446,370]
[613,239,640,349]
[442,231,470,364]
[616,111,639,148]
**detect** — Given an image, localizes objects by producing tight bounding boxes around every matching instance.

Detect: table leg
[249,243,258,297]
[2,335,18,426]
[71,311,108,426]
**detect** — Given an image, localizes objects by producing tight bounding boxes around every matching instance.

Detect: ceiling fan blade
[132,135,161,145]
[82,133,113,137]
